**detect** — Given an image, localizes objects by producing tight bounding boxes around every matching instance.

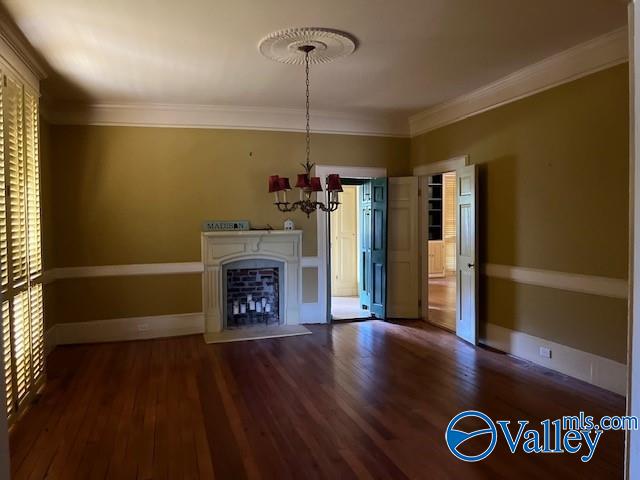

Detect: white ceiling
[0,0,628,120]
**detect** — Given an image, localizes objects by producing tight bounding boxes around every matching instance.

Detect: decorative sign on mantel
[202,220,250,232]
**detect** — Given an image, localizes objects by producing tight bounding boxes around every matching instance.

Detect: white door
[331,186,358,297]
[387,177,420,318]
[456,165,478,344]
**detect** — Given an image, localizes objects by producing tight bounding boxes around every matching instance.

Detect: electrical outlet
[539,346,552,359]
[137,323,150,332]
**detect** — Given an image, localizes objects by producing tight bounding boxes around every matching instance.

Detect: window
[0,70,44,421]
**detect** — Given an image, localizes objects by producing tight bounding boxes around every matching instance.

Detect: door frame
[628,3,639,478]
[413,155,468,324]
[315,165,387,323]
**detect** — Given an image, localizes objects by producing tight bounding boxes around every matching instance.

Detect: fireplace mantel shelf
[202,229,302,237]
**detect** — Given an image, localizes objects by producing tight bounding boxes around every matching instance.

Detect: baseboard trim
[47,312,204,349]
[484,263,628,299]
[301,302,324,323]
[481,323,627,396]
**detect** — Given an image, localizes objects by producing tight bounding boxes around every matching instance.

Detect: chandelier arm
[275,202,294,213]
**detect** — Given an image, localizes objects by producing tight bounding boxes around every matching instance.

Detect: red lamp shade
[295,173,311,189]
[278,177,292,190]
[326,174,343,192]
[268,175,281,193]
[310,176,323,192]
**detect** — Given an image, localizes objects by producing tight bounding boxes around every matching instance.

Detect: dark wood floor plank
[8,320,626,480]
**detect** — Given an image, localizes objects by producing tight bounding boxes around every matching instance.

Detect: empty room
[0,0,638,479]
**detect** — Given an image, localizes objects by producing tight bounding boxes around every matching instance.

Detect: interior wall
[412,64,629,363]
[44,125,409,325]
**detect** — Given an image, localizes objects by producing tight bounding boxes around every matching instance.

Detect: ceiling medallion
[258,27,357,65]
[262,28,357,218]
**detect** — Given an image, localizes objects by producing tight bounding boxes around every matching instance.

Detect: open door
[456,165,478,344]
[359,181,372,310]
[387,177,420,318]
[330,187,358,296]
[370,178,387,318]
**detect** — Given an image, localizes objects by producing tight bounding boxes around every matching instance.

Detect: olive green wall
[44,126,409,325]
[40,117,54,270]
[41,65,630,364]
[412,64,629,363]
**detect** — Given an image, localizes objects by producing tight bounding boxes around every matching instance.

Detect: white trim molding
[44,102,410,138]
[301,302,322,323]
[484,263,628,299]
[409,27,628,137]
[315,165,387,323]
[43,261,204,283]
[301,256,319,268]
[482,323,627,396]
[0,14,46,92]
[44,259,321,283]
[412,155,468,177]
[46,312,204,348]
[628,3,639,477]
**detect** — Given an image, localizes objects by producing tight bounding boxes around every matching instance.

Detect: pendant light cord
[305,50,311,170]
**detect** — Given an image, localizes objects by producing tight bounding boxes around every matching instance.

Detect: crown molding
[409,26,629,137]
[0,14,47,91]
[43,101,410,137]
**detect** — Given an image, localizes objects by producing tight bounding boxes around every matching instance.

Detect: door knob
[468,263,475,269]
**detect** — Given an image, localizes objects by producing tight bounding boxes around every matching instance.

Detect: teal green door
[370,178,387,318]
[359,181,372,310]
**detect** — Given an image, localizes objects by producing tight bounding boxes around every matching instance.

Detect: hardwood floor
[428,274,456,331]
[9,321,625,479]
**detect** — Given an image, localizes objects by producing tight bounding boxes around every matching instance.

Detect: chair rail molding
[409,27,628,137]
[484,263,628,299]
[42,262,205,283]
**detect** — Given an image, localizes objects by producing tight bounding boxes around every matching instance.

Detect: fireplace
[201,230,302,338]
[223,259,284,328]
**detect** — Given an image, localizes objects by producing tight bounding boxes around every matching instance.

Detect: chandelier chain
[305,50,311,168]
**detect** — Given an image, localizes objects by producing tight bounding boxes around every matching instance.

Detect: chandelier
[268,45,342,217]
[261,28,357,218]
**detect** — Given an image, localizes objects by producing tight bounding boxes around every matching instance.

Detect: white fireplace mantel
[201,230,302,335]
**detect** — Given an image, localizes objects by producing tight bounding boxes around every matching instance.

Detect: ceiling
[0,0,628,121]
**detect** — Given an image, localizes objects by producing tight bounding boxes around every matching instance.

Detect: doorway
[418,157,478,345]
[330,184,369,320]
[329,178,388,320]
[426,172,457,331]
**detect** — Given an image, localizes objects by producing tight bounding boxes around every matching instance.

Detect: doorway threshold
[331,296,371,320]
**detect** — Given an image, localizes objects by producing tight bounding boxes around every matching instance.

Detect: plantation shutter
[0,76,7,290]
[24,90,41,279]
[1,300,12,416]
[0,71,45,420]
